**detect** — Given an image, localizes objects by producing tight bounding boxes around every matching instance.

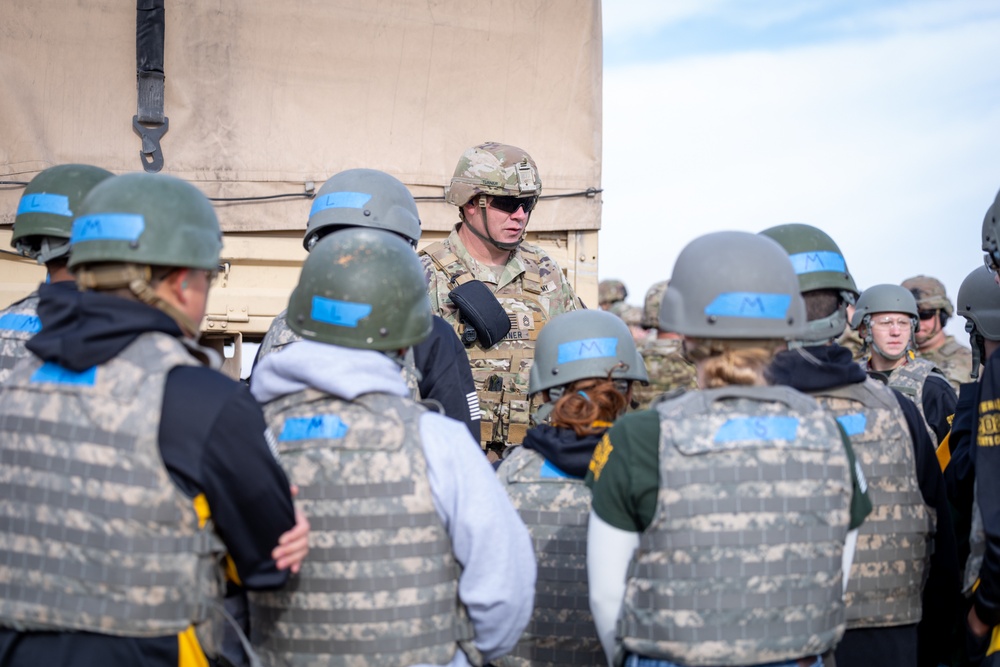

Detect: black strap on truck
[133,0,168,172]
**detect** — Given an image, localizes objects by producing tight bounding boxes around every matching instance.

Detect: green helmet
[983,191,1000,270]
[642,281,669,329]
[287,227,432,350]
[957,265,1000,378]
[901,275,953,316]
[68,172,222,271]
[445,142,541,207]
[12,164,115,264]
[303,168,421,251]
[599,279,628,306]
[851,284,918,362]
[659,231,807,340]
[529,309,648,395]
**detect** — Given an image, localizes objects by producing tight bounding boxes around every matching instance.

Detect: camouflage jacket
[0,291,40,384]
[917,335,974,392]
[633,337,697,410]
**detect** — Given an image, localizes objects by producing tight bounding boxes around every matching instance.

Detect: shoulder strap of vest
[420,240,474,287]
[515,244,544,295]
[815,378,898,412]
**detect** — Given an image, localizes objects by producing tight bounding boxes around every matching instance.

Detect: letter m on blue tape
[557,337,618,364]
[70,214,145,244]
[715,416,799,443]
[705,293,791,320]
[789,251,847,275]
[311,296,372,328]
[279,415,349,441]
[309,192,373,217]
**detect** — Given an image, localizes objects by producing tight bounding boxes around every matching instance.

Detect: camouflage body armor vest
[251,389,475,667]
[0,332,226,637]
[255,310,421,399]
[809,378,932,628]
[887,357,947,442]
[965,483,985,595]
[422,241,549,449]
[619,386,852,666]
[0,291,40,384]
[495,446,604,666]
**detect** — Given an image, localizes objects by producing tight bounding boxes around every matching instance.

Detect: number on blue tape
[279,415,349,441]
[17,193,72,218]
[309,192,373,217]
[70,214,145,244]
[789,251,846,275]
[311,296,373,328]
[704,293,791,320]
[557,337,618,364]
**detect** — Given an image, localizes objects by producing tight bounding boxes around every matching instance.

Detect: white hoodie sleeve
[420,412,537,663]
[587,510,640,667]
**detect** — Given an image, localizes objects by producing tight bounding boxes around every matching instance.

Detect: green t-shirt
[586,407,872,532]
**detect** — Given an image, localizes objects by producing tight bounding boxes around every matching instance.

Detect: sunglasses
[488,195,538,215]
[986,252,999,274]
[917,310,938,320]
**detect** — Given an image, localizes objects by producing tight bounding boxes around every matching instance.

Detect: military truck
[0,0,603,378]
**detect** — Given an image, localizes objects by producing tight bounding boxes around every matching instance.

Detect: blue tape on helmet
[540,459,573,479]
[17,193,72,217]
[70,214,145,244]
[279,415,349,441]
[714,416,799,443]
[311,296,372,328]
[31,363,96,386]
[704,293,792,320]
[836,412,867,437]
[557,337,618,364]
[309,191,373,217]
[0,313,41,334]
[789,251,847,275]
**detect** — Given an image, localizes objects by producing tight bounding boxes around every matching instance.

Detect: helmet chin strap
[463,195,524,252]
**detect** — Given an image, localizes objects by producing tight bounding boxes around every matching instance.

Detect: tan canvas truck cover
[0,0,602,375]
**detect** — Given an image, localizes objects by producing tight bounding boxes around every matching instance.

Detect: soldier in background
[837,303,867,361]
[0,164,113,383]
[587,231,870,667]
[902,274,974,392]
[249,228,534,666]
[421,142,579,462]
[495,309,646,667]
[598,279,627,311]
[611,302,648,345]
[631,280,697,410]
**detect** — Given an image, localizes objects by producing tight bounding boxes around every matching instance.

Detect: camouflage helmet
[68,172,222,272]
[659,231,808,340]
[287,227,433,351]
[957,266,1000,341]
[901,275,953,316]
[445,142,541,207]
[303,168,421,251]
[850,284,919,328]
[529,309,648,395]
[12,164,115,264]
[599,279,628,306]
[983,191,1000,270]
[642,281,669,329]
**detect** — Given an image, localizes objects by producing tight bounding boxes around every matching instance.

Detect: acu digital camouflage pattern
[255,310,422,399]
[808,379,932,628]
[885,357,948,445]
[916,335,974,392]
[0,332,226,638]
[965,484,985,595]
[633,337,697,410]
[0,291,40,384]
[494,446,604,667]
[618,386,852,666]
[420,228,578,451]
[251,389,476,667]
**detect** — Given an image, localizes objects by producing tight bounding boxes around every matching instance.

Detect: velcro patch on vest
[713,416,799,444]
[836,412,867,437]
[30,362,97,386]
[279,415,349,441]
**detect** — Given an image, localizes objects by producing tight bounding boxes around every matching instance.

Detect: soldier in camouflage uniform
[420,142,580,461]
[837,304,867,361]
[0,164,113,384]
[761,223,959,667]
[496,309,646,667]
[598,279,627,311]
[249,227,535,667]
[587,232,870,667]
[0,173,308,666]
[902,274,974,392]
[632,281,697,409]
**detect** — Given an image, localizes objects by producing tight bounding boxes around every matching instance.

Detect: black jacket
[414,315,481,441]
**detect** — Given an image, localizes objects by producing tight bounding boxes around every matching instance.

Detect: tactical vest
[809,378,932,628]
[965,483,985,595]
[887,357,947,443]
[633,337,697,410]
[619,386,851,666]
[496,446,604,667]
[251,389,476,667]
[0,292,40,385]
[0,332,226,637]
[255,310,422,399]
[921,337,974,392]
[422,241,549,448]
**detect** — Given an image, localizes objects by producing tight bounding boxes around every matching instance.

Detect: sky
[598,0,1000,340]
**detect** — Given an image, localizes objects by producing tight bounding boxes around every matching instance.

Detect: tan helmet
[901,275,953,316]
[599,279,628,306]
[642,281,668,329]
[445,142,541,207]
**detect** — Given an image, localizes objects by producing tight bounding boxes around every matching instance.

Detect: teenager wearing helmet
[902,275,973,392]
[248,228,534,666]
[762,223,959,667]
[852,284,957,445]
[0,173,308,665]
[587,231,870,667]
[632,280,697,410]
[495,309,647,667]
[0,164,113,383]
[420,142,580,461]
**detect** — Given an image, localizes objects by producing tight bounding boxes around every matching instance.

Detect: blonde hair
[683,339,783,389]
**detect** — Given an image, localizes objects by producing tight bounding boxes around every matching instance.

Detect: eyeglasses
[488,195,538,215]
[985,253,999,274]
[871,316,912,331]
[917,310,938,321]
[206,264,226,286]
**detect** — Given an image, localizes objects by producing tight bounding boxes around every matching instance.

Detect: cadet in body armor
[852,284,958,444]
[761,223,959,667]
[249,228,535,667]
[902,275,974,392]
[255,168,481,440]
[495,309,647,667]
[0,173,308,666]
[632,281,697,410]
[586,231,870,667]
[0,164,113,384]
[420,142,580,461]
